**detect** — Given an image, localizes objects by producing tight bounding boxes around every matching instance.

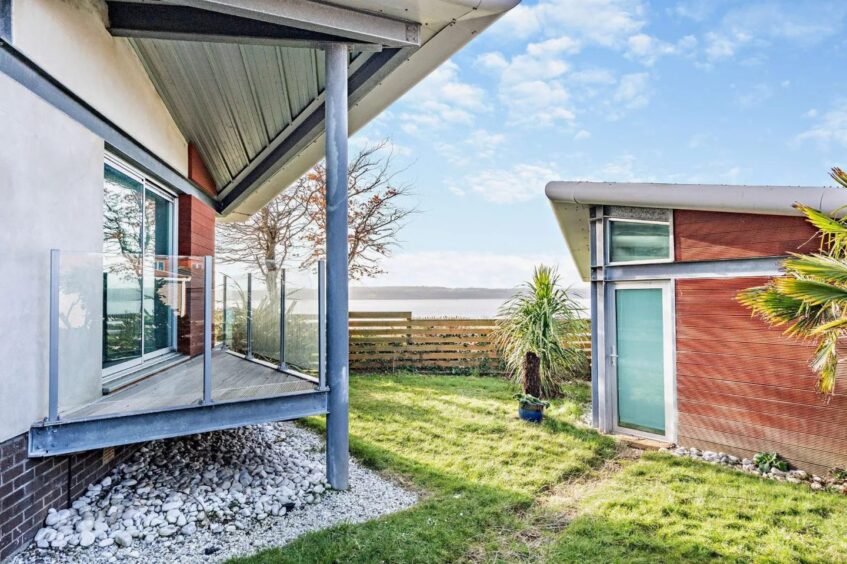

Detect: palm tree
[494,265,587,399]
[738,167,847,396]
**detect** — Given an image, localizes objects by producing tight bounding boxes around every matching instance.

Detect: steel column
[48,249,60,423]
[324,43,349,490]
[246,273,254,360]
[203,256,213,405]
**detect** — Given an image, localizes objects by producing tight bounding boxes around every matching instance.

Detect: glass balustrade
[48,251,324,423]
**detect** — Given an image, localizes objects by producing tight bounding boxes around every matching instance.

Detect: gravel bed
[13,423,417,563]
[662,445,847,493]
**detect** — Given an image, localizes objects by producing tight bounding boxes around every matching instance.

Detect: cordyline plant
[494,266,587,399]
[738,167,847,397]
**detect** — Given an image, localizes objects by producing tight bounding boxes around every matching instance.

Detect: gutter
[545,181,847,216]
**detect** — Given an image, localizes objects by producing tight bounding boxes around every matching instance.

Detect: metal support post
[203,256,213,405]
[246,273,254,360]
[48,249,60,423]
[278,269,287,370]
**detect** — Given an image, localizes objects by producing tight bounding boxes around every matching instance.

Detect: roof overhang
[546,180,845,282]
[101,0,519,219]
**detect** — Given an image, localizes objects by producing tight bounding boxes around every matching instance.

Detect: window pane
[609,221,670,263]
[103,164,144,369]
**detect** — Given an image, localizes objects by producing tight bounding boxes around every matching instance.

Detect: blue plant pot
[518,403,544,423]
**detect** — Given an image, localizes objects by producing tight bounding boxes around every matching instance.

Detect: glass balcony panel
[57,252,209,420]
[284,268,319,375]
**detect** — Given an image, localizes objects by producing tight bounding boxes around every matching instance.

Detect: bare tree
[298,141,414,279]
[216,187,310,295]
[216,140,413,284]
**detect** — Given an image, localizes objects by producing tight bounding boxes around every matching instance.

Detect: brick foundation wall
[0,434,138,560]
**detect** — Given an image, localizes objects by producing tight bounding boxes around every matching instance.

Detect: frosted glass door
[615,288,665,434]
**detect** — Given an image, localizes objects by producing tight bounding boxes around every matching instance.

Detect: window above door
[603,206,673,266]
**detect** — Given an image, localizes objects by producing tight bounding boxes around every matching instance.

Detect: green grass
[549,452,847,563]
[231,374,614,563]
[232,374,847,563]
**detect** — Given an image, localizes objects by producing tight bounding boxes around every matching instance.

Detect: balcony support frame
[29,389,328,457]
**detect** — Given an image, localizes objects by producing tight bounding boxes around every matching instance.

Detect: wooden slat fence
[349,311,590,374]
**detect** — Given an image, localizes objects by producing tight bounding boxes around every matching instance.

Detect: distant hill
[349,286,515,300]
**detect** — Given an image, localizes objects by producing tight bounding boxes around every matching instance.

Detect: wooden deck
[66,351,317,419]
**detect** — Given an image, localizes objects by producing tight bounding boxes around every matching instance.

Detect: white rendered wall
[11,0,188,174]
[0,73,104,442]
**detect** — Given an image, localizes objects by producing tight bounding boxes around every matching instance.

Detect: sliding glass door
[102,159,175,379]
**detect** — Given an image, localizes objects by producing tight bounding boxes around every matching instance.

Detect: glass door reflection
[103,161,175,380]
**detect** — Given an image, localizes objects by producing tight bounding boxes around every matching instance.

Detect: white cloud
[796,100,847,148]
[806,108,819,118]
[612,73,652,111]
[366,251,583,289]
[600,153,641,181]
[435,129,507,166]
[465,163,560,204]
[734,83,773,109]
[626,33,697,66]
[526,36,582,57]
[399,60,487,134]
[702,3,845,63]
[477,44,576,126]
[570,68,617,85]
[496,0,646,48]
[670,0,718,22]
[574,129,592,141]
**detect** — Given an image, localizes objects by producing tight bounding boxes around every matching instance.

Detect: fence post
[48,249,60,423]
[278,268,287,370]
[318,260,326,389]
[246,273,253,360]
[202,256,213,404]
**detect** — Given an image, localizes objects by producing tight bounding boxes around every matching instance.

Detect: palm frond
[783,254,847,283]
[774,278,847,307]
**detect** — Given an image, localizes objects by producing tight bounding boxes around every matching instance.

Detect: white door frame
[607,279,677,442]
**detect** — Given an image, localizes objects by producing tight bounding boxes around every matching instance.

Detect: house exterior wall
[0,72,104,443]
[592,206,844,474]
[178,195,216,357]
[674,210,818,262]
[675,276,847,476]
[0,434,137,561]
[0,6,216,557]
[10,0,188,174]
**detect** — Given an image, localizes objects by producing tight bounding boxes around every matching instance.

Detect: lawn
[233,374,847,563]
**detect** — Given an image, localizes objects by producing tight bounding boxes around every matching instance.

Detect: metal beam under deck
[29,390,328,457]
[107,3,382,51]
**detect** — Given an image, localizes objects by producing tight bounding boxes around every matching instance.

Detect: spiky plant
[738,167,847,396]
[494,265,587,399]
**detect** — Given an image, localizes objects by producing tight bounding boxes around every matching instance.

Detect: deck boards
[66,351,317,419]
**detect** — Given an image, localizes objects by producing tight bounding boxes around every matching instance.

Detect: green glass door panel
[615,287,665,434]
[143,189,174,354]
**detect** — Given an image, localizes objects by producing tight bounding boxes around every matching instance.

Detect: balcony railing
[45,250,326,424]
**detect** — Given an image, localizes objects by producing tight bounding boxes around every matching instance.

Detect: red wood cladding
[188,143,217,197]
[177,196,215,356]
[675,277,847,474]
[674,210,818,262]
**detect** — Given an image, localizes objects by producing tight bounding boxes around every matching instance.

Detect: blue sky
[351,0,847,290]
